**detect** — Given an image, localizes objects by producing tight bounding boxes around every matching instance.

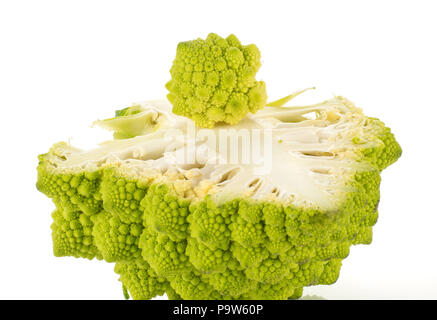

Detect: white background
[0,0,436,299]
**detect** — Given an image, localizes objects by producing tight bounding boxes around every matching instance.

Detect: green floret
[242,280,301,300]
[115,259,168,300]
[350,114,402,171]
[231,242,270,269]
[245,256,292,284]
[230,215,266,248]
[101,169,148,224]
[186,237,231,274]
[166,33,267,127]
[203,267,257,297]
[165,285,183,300]
[92,211,142,262]
[139,228,192,277]
[285,246,317,264]
[36,144,103,216]
[142,184,190,241]
[290,260,325,287]
[51,206,101,260]
[316,259,343,285]
[168,271,222,300]
[188,198,238,250]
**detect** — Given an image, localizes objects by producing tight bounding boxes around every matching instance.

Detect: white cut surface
[46,98,371,210]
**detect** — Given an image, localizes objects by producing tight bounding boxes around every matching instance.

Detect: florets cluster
[166,33,267,128]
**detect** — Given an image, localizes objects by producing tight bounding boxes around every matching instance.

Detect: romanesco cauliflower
[36,95,401,300]
[166,33,267,128]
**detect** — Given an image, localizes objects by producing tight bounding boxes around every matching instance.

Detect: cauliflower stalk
[36,95,401,300]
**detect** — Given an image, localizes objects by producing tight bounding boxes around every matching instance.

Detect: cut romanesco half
[36,96,401,300]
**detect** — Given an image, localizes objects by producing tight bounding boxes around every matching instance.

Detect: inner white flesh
[46,98,371,210]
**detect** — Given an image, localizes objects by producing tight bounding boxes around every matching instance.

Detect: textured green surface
[36,121,401,299]
[166,33,267,128]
